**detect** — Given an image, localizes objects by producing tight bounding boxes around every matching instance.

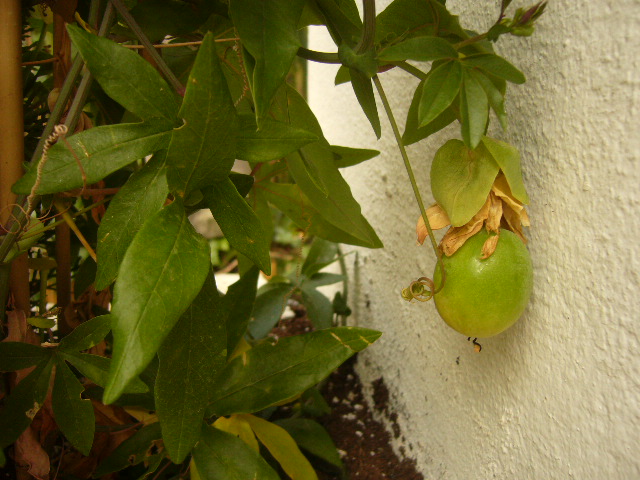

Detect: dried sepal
[416,203,451,245]
[486,192,503,233]
[440,197,490,256]
[481,232,500,259]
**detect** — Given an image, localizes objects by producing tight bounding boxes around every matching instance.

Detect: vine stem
[372,75,445,293]
[110,0,184,95]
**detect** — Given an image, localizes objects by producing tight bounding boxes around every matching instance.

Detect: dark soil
[272,310,424,480]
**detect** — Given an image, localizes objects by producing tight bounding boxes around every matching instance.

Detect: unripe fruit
[433,229,533,338]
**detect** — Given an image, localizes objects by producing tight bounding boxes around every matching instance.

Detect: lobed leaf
[203,177,272,274]
[236,114,318,163]
[193,424,279,480]
[223,267,261,357]
[52,358,95,455]
[12,123,171,195]
[0,342,50,371]
[155,270,227,463]
[95,154,168,290]
[104,200,210,404]
[94,423,162,477]
[230,0,306,122]
[58,315,111,352]
[67,24,178,123]
[0,358,54,448]
[166,33,238,196]
[208,327,381,416]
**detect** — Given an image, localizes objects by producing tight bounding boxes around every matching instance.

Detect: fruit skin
[433,229,533,338]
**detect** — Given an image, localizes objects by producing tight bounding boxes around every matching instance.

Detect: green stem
[355,0,376,54]
[454,32,487,50]
[0,4,112,264]
[337,245,349,327]
[296,47,341,64]
[0,264,9,331]
[391,61,427,81]
[110,0,184,95]
[372,75,445,293]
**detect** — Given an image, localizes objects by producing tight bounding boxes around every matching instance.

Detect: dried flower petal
[440,197,490,256]
[486,192,503,233]
[416,204,451,245]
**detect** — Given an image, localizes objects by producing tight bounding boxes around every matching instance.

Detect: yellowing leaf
[214,416,259,452]
[240,414,318,480]
[124,407,158,426]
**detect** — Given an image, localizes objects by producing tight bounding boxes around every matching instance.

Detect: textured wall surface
[308,1,640,478]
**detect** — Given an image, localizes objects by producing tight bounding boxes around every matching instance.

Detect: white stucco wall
[308,1,640,478]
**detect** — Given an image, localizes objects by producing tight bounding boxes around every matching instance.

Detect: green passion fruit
[433,229,533,338]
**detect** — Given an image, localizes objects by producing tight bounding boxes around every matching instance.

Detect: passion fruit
[433,229,533,338]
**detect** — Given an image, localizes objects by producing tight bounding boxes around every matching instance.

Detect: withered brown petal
[486,192,503,233]
[416,204,451,245]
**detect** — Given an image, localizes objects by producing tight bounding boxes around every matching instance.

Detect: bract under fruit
[433,229,533,338]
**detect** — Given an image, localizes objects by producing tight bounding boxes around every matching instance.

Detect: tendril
[401,277,436,302]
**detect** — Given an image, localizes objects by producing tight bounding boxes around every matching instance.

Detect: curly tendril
[401,277,436,303]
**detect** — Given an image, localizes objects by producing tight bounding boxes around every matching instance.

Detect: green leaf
[0,342,50,371]
[52,358,95,455]
[303,272,344,289]
[330,145,380,168]
[27,317,56,329]
[58,315,111,352]
[334,65,351,85]
[67,24,178,123]
[95,154,168,290]
[155,270,227,463]
[203,177,271,274]
[230,0,306,122]
[418,60,462,127]
[193,424,279,480]
[208,327,381,415]
[349,69,381,139]
[260,183,375,247]
[59,351,148,394]
[126,0,217,42]
[480,137,529,203]
[302,238,338,277]
[378,36,457,62]
[241,414,318,480]
[279,88,381,248]
[462,53,526,84]
[376,0,468,44]
[275,418,344,471]
[430,139,499,226]
[314,0,362,46]
[166,33,238,196]
[248,283,292,340]
[236,115,318,163]
[403,78,456,145]
[460,70,489,149]
[0,358,54,448]
[104,200,211,404]
[12,123,171,195]
[229,172,255,198]
[468,69,507,130]
[300,287,333,329]
[94,423,162,477]
[223,267,261,357]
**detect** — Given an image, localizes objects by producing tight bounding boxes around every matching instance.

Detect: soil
[271,309,424,480]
